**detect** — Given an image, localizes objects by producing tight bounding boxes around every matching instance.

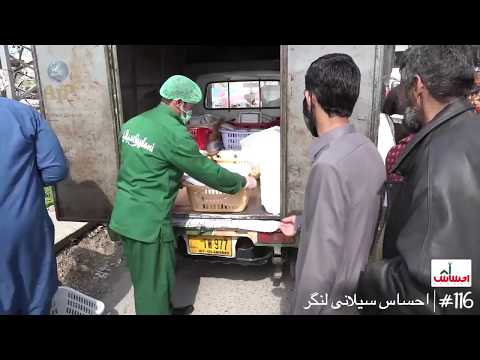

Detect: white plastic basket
[50,286,105,315]
[219,128,260,150]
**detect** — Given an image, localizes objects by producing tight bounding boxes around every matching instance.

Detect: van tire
[289,258,296,281]
[287,248,298,280]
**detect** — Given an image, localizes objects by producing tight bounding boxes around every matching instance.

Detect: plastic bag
[377,113,396,165]
[240,126,280,215]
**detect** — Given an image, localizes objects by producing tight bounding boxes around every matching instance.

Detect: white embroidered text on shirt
[122,129,155,153]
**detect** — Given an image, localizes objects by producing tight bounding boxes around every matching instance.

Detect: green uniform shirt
[109,104,246,243]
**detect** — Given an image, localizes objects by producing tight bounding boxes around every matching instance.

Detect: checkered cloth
[386,134,415,182]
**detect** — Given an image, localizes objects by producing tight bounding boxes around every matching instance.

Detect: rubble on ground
[56,225,124,299]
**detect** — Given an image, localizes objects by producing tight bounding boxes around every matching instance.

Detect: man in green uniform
[109,75,257,315]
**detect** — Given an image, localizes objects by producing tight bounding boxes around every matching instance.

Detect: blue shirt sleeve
[34,110,69,186]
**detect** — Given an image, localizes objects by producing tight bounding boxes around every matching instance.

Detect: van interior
[115,46,281,220]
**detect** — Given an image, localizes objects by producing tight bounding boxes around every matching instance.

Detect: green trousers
[119,227,176,315]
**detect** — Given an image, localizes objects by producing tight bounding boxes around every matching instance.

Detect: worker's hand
[244,176,257,190]
[279,215,298,237]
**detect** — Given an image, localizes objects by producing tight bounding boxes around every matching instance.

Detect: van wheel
[287,249,298,280]
[176,235,188,257]
[289,258,296,281]
[271,255,283,287]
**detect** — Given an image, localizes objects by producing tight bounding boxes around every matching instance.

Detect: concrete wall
[283,45,392,214]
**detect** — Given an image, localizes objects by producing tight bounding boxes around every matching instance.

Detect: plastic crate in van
[186,185,249,213]
[219,128,260,150]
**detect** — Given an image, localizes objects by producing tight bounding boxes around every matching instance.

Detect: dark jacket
[358,99,480,314]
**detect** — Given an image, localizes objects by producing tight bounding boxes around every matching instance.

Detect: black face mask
[303,96,318,137]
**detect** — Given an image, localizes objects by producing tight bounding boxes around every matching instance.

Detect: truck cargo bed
[173,187,279,220]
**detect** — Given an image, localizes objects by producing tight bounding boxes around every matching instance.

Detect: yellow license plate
[187,236,233,258]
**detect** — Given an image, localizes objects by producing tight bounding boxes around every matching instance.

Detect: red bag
[189,127,213,150]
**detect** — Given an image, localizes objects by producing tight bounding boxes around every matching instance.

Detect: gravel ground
[56,227,294,315]
[56,225,124,307]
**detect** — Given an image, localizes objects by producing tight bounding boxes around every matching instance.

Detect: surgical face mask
[178,102,192,124]
[303,93,318,137]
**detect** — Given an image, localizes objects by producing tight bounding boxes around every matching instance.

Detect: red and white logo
[431,259,472,287]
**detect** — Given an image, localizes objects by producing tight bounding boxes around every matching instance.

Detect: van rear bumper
[180,247,274,266]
